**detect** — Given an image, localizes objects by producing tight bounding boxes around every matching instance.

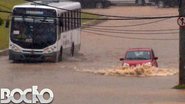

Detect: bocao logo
[0,86,54,104]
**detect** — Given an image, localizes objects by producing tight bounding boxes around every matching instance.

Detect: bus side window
[73,10,75,29]
[77,10,79,28]
[68,12,71,30]
[62,13,66,32]
[70,11,73,30]
[58,14,61,40]
[66,12,69,31]
[75,10,78,28]
[79,9,81,27]
[74,10,76,29]
[60,13,63,32]
[71,10,74,29]
[77,9,81,28]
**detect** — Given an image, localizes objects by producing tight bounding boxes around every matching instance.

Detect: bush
[0,18,3,26]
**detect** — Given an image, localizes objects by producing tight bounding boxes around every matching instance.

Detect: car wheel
[96,2,103,8]
[157,0,165,8]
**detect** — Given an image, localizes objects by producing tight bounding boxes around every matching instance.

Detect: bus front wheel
[53,53,59,63]
[53,47,63,63]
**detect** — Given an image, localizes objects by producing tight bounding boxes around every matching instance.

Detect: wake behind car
[120,48,158,67]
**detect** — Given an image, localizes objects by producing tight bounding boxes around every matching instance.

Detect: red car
[120,48,158,67]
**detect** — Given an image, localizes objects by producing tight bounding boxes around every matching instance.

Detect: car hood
[123,60,152,66]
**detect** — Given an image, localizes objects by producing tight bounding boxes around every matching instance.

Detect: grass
[0,0,25,50]
[0,0,26,19]
[0,1,99,50]
[0,25,9,50]
[174,84,185,89]
[81,13,98,23]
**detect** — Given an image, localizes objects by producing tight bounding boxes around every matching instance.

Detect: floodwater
[0,6,184,104]
[76,64,178,77]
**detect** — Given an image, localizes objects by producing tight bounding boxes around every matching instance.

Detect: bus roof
[13,1,81,11]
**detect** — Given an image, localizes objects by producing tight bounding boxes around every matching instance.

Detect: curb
[0,49,9,56]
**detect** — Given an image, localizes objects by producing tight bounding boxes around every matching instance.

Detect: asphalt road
[0,6,184,104]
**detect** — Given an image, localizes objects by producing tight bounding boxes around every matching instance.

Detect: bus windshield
[10,17,57,49]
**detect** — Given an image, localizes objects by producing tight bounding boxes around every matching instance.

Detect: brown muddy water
[76,64,178,77]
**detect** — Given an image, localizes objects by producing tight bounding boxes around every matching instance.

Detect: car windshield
[125,51,151,60]
[10,17,57,49]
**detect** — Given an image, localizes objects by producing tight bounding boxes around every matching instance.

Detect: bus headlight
[9,44,21,52]
[43,46,57,54]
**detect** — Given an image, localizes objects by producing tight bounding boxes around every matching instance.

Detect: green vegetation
[174,84,185,89]
[0,0,26,20]
[0,25,9,50]
[81,13,98,23]
[0,0,25,50]
[0,17,3,25]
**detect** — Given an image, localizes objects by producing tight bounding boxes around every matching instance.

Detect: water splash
[76,64,178,77]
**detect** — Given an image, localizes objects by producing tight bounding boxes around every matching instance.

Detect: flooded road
[76,64,178,77]
[0,6,184,104]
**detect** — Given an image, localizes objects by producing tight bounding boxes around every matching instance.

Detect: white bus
[9,1,81,62]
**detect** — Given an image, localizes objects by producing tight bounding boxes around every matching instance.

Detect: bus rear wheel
[71,43,75,56]
[59,47,63,61]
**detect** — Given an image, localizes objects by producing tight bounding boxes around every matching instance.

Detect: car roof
[127,48,153,51]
